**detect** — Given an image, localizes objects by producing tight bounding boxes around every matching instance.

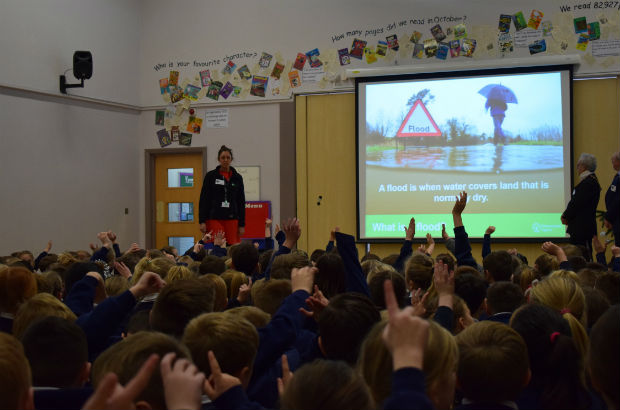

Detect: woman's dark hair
[218,145,233,160]
[314,252,346,299]
[510,303,590,410]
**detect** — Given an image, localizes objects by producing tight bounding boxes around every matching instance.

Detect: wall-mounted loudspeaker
[73,51,93,80]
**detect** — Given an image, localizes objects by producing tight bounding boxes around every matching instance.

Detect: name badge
[612,185,617,192]
[215,179,225,185]
[221,201,230,208]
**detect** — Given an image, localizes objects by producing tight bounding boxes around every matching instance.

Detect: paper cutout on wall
[157,129,172,147]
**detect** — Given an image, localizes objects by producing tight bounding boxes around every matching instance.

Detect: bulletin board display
[236,166,260,201]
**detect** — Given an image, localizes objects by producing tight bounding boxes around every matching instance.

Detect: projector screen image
[357,66,572,240]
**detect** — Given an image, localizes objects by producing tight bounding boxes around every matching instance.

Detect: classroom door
[153,152,204,251]
[296,93,357,252]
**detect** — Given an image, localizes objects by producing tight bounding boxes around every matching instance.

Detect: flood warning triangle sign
[396,99,442,137]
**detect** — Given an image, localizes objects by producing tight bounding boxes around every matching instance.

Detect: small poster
[350,38,367,59]
[205,108,229,128]
[206,81,223,100]
[184,84,200,101]
[461,38,477,57]
[453,24,467,39]
[436,43,449,60]
[155,110,165,125]
[529,39,546,54]
[376,41,388,57]
[259,52,273,68]
[169,71,179,86]
[528,10,544,30]
[288,70,301,88]
[498,14,512,33]
[250,75,268,97]
[222,60,236,75]
[271,62,285,79]
[338,48,351,65]
[430,24,446,42]
[499,33,514,53]
[574,17,588,33]
[232,86,242,97]
[576,33,589,51]
[238,65,252,80]
[410,31,422,43]
[293,53,307,70]
[412,43,424,58]
[170,86,183,103]
[157,129,172,147]
[187,117,202,133]
[513,12,527,31]
[159,78,169,94]
[171,126,180,141]
[220,81,234,99]
[386,34,399,50]
[179,132,192,146]
[449,40,461,57]
[542,21,553,36]
[364,46,378,63]
[588,22,600,40]
[199,70,211,87]
[424,38,438,57]
[306,48,322,67]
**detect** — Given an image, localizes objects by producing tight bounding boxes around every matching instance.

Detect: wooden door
[154,152,204,250]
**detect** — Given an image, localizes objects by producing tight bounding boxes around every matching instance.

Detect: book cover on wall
[498,14,512,32]
[576,33,589,50]
[207,81,223,100]
[364,46,378,63]
[238,65,252,80]
[350,38,367,59]
[430,24,446,42]
[386,34,399,50]
[293,53,307,70]
[588,22,600,40]
[288,70,301,88]
[453,24,467,39]
[338,48,351,65]
[527,10,544,30]
[306,48,322,67]
[410,31,422,43]
[271,62,285,79]
[412,43,424,58]
[250,75,268,97]
[155,110,165,125]
[220,81,234,99]
[184,84,200,100]
[529,39,546,54]
[462,38,477,57]
[376,41,388,57]
[542,21,553,36]
[499,33,514,53]
[222,60,236,75]
[513,12,527,31]
[171,126,180,141]
[170,86,184,103]
[449,40,461,57]
[424,38,438,57]
[574,17,588,33]
[436,43,449,60]
[187,116,203,133]
[259,52,273,68]
[157,129,172,147]
[232,86,242,97]
[159,78,169,94]
[169,71,179,86]
[199,70,211,87]
[179,132,192,146]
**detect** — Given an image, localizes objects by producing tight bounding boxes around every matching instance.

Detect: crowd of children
[1,192,619,410]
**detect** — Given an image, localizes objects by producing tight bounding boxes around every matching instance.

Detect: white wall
[137,104,282,246]
[0,94,141,254]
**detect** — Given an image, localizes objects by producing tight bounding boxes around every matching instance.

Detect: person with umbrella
[479,84,518,145]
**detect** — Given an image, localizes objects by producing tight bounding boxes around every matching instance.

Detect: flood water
[366,144,564,172]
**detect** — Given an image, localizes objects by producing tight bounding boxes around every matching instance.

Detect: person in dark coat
[562,153,601,261]
[604,151,620,245]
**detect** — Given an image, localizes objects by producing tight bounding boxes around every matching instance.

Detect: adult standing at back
[561,153,601,261]
[604,151,620,246]
[199,145,245,244]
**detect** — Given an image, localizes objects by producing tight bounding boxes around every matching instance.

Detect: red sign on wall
[396,99,442,137]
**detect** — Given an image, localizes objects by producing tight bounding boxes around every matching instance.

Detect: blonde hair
[550,269,579,283]
[183,312,259,378]
[220,269,249,300]
[0,333,32,410]
[534,254,559,277]
[200,274,228,311]
[57,252,78,267]
[131,256,175,284]
[166,265,194,284]
[104,275,130,297]
[404,253,434,291]
[12,293,77,339]
[517,266,537,292]
[358,320,457,408]
[362,260,394,280]
[530,276,589,358]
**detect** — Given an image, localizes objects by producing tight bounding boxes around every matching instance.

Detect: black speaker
[73,51,92,80]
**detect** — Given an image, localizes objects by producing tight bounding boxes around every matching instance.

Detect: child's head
[589,305,619,410]
[0,333,33,410]
[270,253,309,280]
[200,274,228,311]
[404,253,433,291]
[486,281,524,315]
[0,266,38,315]
[510,303,588,409]
[12,293,77,339]
[21,317,89,388]
[514,265,538,292]
[165,265,194,284]
[150,278,215,338]
[454,272,487,318]
[132,257,175,284]
[104,275,130,296]
[455,321,530,403]
[482,250,513,282]
[595,271,620,305]
[220,269,249,300]
[367,270,406,309]
[317,292,380,365]
[314,252,346,298]
[199,255,226,275]
[251,279,291,315]
[231,242,259,276]
[281,359,374,410]
[534,253,559,277]
[358,320,458,410]
[226,306,271,328]
[183,312,259,387]
[92,331,190,410]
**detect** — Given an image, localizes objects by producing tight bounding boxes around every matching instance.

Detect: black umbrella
[478,84,518,104]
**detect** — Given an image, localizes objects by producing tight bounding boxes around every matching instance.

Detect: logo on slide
[531,222,562,233]
[396,99,442,137]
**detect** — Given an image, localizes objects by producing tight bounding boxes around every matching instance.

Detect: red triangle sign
[396,100,442,137]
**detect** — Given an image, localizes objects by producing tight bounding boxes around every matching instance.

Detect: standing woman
[199,145,245,244]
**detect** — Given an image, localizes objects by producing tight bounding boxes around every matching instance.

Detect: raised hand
[202,351,242,401]
[410,288,429,317]
[434,261,455,309]
[452,192,467,215]
[282,218,302,249]
[541,241,567,262]
[44,240,53,253]
[485,226,496,235]
[404,217,415,241]
[299,285,329,319]
[441,223,449,240]
[114,261,132,279]
[107,231,117,243]
[277,354,294,398]
[160,353,205,410]
[130,271,166,299]
[237,278,252,304]
[213,231,226,247]
[291,266,317,293]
